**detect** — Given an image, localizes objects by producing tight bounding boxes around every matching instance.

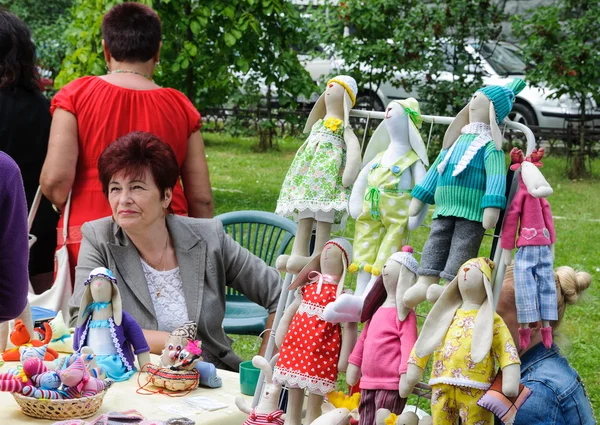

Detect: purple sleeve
[73,324,83,351]
[348,319,370,367]
[122,311,150,354]
[0,155,29,322]
[541,198,556,244]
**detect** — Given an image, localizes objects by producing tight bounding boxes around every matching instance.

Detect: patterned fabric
[430,383,492,425]
[141,260,190,332]
[513,245,557,323]
[243,408,285,425]
[358,388,406,425]
[276,119,350,230]
[408,310,520,390]
[352,151,419,273]
[273,282,342,395]
[412,127,506,223]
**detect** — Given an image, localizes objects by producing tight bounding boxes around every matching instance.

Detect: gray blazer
[69,215,282,371]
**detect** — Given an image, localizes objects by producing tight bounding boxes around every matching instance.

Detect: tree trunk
[569,100,587,179]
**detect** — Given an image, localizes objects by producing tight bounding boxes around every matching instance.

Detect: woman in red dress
[40,3,213,284]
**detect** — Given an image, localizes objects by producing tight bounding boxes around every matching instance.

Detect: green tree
[54,0,316,132]
[512,0,600,178]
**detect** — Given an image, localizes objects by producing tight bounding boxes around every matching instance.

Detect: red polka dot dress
[273,274,342,396]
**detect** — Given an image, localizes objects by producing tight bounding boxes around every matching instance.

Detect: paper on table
[183,396,228,411]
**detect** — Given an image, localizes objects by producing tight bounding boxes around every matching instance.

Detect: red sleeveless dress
[50,76,201,283]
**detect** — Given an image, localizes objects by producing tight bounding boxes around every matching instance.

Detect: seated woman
[496,264,595,425]
[68,131,281,371]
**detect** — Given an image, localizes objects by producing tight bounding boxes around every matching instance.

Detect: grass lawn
[205,132,599,415]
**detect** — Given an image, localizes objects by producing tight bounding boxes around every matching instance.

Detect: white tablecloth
[0,355,252,425]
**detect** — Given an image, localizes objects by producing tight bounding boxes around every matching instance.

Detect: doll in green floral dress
[276,76,361,275]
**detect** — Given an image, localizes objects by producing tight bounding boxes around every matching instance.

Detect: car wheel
[509,102,537,126]
[355,92,385,112]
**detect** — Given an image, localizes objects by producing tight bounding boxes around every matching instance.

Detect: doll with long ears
[273,238,356,425]
[276,76,362,275]
[324,99,428,324]
[404,79,526,309]
[400,258,521,425]
[236,355,285,425]
[74,267,150,382]
[501,148,556,350]
[346,247,419,425]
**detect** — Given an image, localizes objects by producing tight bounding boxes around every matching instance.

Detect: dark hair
[0,9,39,92]
[101,3,161,63]
[98,131,179,203]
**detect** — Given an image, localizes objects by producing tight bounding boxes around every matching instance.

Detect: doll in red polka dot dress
[273,238,356,425]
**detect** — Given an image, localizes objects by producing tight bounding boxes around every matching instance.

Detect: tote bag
[27,187,73,324]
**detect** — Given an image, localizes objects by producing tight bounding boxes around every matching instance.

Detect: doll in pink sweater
[501,148,557,350]
[346,247,419,425]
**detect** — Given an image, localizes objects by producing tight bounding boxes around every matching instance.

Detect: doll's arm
[338,322,358,372]
[501,363,520,397]
[275,297,301,348]
[349,159,376,219]
[481,144,507,228]
[410,151,445,216]
[399,363,423,398]
[541,198,556,244]
[235,396,252,414]
[343,127,361,187]
[398,312,418,378]
[347,320,370,378]
[408,162,429,230]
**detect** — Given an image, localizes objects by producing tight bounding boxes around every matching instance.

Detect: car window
[476,42,526,76]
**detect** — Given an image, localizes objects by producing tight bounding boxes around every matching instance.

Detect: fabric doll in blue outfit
[74,267,151,381]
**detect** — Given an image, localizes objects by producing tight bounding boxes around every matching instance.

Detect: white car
[303,42,600,129]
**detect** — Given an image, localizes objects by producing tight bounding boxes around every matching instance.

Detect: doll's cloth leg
[298,209,335,223]
[430,384,458,425]
[440,218,485,281]
[353,213,385,271]
[514,246,541,324]
[371,205,409,271]
[418,217,456,278]
[456,386,493,424]
[358,389,406,425]
[536,245,558,322]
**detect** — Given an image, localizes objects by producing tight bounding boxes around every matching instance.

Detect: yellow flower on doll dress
[324,117,343,132]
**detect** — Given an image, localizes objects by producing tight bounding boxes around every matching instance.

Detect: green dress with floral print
[276,119,349,230]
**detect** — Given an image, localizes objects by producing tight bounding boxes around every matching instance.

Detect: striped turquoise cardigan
[411,133,506,222]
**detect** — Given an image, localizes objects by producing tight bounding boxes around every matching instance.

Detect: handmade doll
[46,311,75,353]
[2,319,58,361]
[346,247,419,425]
[22,370,64,399]
[275,76,361,275]
[57,356,113,398]
[0,301,33,353]
[0,356,46,393]
[75,267,150,382]
[171,340,203,370]
[404,79,526,308]
[324,98,428,324]
[273,238,355,425]
[308,392,360,425]
[501,148,556,350]
[236,355,286,425]
[159,321,222,388]
[375,409,432,425]
[400,258,521,425]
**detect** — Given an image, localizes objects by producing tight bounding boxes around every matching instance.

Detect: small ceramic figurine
[75,267,150,381]
[236,355,285,425]
[400,258,521,425]
[346,247,419,425]
[324,99,428,324]
[276,76,361,275]
[405,79,526,308]
[273,238,355,425]
[502,148,557,350]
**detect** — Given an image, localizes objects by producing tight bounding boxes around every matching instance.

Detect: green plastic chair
[216,210,297,335]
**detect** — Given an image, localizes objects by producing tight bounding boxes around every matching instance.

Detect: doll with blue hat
[405,79,526,308]
[74,267,150,381]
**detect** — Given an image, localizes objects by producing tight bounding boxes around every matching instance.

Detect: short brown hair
[101,3,161,63]
[98,131,179,201]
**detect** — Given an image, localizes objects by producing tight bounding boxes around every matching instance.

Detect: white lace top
[141,259,190,332]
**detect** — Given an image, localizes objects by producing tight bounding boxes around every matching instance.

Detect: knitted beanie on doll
[327,75,358,107]
[387,246,418,274]
[477,78,526,124]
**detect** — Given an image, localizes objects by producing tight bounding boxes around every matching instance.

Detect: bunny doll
[501,148,556,350]
[276,76,361,275]
[74,267,150,382]
[57,356,113,398]
[324,98,428,324]
[308,392,360,425]
[346,247,419,425]
[400,258,521,425]
[273,238,356,425]
[236,355,285,425]
[404,79,526,309]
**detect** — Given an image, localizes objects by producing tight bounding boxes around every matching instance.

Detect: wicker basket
[12,390,107,420]
[145,364,199,392]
